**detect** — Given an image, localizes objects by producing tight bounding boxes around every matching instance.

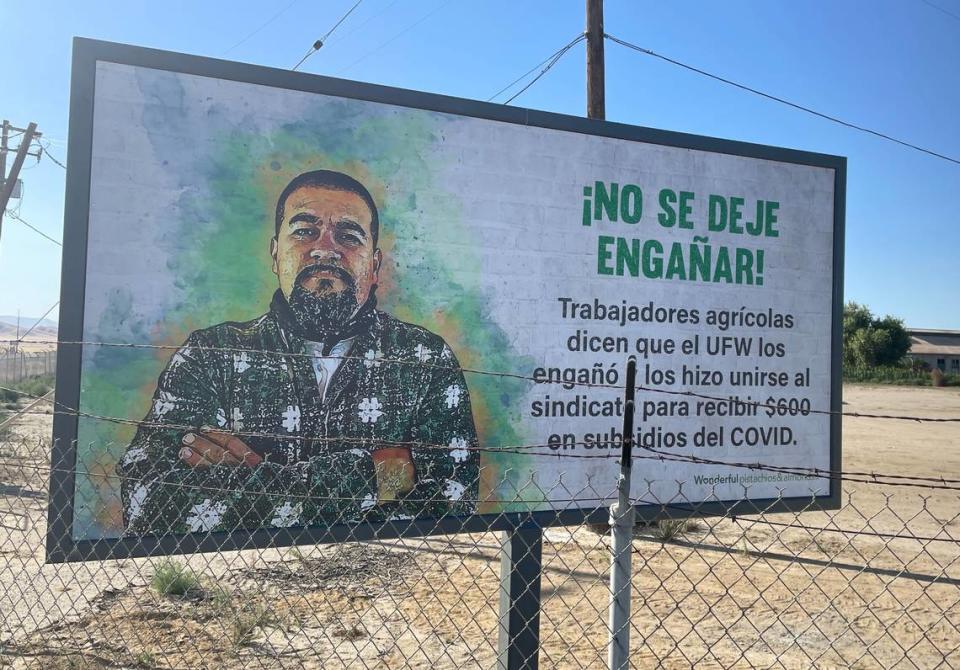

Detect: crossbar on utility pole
[0,121,38,243]
[608,356,637,669]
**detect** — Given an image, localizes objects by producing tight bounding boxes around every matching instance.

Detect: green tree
[842,302,911,367]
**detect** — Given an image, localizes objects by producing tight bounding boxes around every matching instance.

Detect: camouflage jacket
[117,298,480,535]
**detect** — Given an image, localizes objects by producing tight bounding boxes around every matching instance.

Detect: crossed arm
[116,339,480,535]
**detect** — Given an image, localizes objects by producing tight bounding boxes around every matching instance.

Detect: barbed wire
[4,338,959,423]
[0,372,960,491]
[634,445,960,492]
[4,393,960,493]
[3,451,960,548]
[2,456,612,508]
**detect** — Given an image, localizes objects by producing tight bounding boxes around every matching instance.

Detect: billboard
[48,38,844,561]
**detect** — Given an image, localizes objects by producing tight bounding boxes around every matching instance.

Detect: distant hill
[0,320,58,353]
[0,315,58,330]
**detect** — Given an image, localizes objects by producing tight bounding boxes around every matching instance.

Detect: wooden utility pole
[0,121,38,243]
[586,0,605,120]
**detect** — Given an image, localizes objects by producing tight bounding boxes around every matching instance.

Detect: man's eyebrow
[336,219,368,238]
[287,212,319,226]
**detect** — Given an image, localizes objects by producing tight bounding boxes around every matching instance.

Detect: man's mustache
[296,263,356,289]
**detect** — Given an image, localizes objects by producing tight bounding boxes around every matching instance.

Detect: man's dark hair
[274,170,380,247]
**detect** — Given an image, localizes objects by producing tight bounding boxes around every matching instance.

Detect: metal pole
[608,356,637,669]
[497,6,607,666]
[497,519,543,670]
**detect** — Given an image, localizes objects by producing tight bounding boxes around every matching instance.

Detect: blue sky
[0,0,957,327]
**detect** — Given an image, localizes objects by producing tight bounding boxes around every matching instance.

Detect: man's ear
[270,237,279,276]
[373,248,382,278]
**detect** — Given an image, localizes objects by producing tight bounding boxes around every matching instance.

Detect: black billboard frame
[47,37,845,563]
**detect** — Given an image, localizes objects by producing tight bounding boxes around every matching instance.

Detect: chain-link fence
[3,399,960,669]
[0,350,56,385]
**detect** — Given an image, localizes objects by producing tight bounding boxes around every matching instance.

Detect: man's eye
[336,231,363,246]
[292,228,318,239]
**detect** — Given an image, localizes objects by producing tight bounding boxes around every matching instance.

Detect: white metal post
[609,356,637,670]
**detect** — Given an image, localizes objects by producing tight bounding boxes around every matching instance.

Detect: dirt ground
[1,384,959,669]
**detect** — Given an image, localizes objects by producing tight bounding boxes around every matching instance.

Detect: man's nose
[308,227,342,261]
[309,246,342,263]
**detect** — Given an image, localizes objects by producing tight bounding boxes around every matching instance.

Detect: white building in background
[907,329,960,373]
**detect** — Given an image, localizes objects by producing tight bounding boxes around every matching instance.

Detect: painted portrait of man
[116,170,480,535]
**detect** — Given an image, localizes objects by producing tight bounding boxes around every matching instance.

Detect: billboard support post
[498,6,607,664]
[497,519,543,670]
[608,356,637,669]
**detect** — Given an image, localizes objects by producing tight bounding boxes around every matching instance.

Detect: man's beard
[286,263,360,336]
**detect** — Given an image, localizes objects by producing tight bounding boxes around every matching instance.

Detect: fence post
[497,520,543,670]
[608,356,637,670]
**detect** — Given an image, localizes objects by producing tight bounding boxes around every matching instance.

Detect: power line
[37,135,67,147]
[604,33,960,167]
[224,0,302,56]
[293,0,365,71]
[39,141,66,170]
[502,34,586,105]
[488,33,586,102]
[3,210,62,246]
[320,0,365,44]
[14,300,59,343]
[336,0,453,75]
[920,0,960,22]
[323,0,401,48]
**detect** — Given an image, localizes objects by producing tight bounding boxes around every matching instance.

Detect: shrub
[14,374,54,398]
[651,519,692,542]
[842,302,910,368]
[230,600,279,646]
[150,560,201,597]
[133,651,158,667]
[843,365,930,386]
